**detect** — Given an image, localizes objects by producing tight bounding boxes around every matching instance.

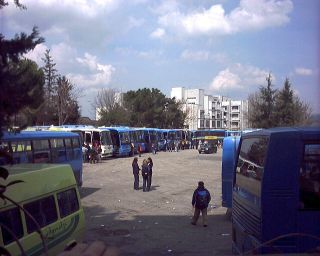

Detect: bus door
[84,131,92,146]
[297,142,320,251]
[260,134,300,252]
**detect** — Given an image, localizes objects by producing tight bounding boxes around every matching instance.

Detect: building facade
[171,87,249,131]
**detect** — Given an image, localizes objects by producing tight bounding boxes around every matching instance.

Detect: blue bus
[225,130,242,137]
[232,127,320,254]
[50,125,114,159]
[0,131,83,186]
[221,136,240,210]
[106,127,131,157]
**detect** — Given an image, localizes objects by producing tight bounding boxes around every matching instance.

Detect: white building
[171,87,249,131]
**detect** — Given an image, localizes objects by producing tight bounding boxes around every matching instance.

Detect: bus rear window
[0,207,23,245]
[57,188,79,218]
[236,137,269,181]
[24,195,58,234]
[300,143,320,210]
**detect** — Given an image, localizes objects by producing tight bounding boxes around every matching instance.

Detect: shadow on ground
[82,204,233,256]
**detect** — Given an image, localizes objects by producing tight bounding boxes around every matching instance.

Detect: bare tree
[94,88,120,120]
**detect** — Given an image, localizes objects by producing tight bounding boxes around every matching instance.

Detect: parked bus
[221,136,240,211]
[225,130,242,137]
[0,131,83,187]
[51,126,114,159]
[105,127,131,157]
[232,127,320,254]
[0,164,85,255]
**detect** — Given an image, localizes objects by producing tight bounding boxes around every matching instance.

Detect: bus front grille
[233,198,262,239]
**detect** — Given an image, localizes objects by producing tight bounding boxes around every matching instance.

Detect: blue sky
[1,0,319,119]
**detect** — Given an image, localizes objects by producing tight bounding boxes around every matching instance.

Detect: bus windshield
[100,131,112,145]
[237,137,269,181]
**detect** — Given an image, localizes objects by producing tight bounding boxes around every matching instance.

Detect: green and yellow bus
[0,164,85,256]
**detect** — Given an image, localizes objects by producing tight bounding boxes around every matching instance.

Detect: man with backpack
[191,181,211,227]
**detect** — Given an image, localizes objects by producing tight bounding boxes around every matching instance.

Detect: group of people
[132,156,211,226]
[132,157,153,192]
[82,141,102,164]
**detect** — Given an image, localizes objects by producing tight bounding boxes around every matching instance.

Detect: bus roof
[0,164,76,208]
[104,127,130,132]
[242,127,320,138]
[1,131,80,140]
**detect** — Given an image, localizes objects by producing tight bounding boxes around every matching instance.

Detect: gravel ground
[79,148,232,256]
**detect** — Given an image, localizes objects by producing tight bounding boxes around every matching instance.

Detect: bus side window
[57,188,79,218]
[11,140,32,164]
[72,137,81,160]
[65,138,74,160]
[33,139,50,163]
[0,207,24,245]
[299,143,320,210]
[24,195,58,233]
[50,138,66,162]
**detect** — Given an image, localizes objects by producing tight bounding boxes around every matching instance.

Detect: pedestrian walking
[132,157,140,190]
[191,181,211,227]
[141,159,150,192]
[147,157,153,191]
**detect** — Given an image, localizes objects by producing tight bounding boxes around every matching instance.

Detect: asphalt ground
[79,148,232,256]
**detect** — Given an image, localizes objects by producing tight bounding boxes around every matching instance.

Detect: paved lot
[80,148,232,256]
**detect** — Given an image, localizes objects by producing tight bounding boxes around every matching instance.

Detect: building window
[217,121,221,128]
[200,120,204,128]
[232,106,239,111]
[205,120,210,128]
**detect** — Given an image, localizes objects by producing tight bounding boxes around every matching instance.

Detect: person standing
[141,159,150,192]
[132,157,140,190]
[191,181,211,227]
[137,143,142,157]
[147,157,153,191]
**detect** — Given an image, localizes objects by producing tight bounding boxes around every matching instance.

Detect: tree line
[248,74,311,128]
[94,88,186,128]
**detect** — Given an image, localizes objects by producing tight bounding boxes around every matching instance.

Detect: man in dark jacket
[191,181,211,227]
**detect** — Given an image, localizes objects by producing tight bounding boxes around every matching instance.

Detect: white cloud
[35,0,120,18]
[155,0,293,38]
[69,53,115,88]
[128,16,145,29]
[181,50,210,61]
[115,47,163,59]
[24,44,48,65]
[150,28,166,39]
[180,50,228,63]
[228,0,293,33]
[295,67,313,76]
[210,63,270,97]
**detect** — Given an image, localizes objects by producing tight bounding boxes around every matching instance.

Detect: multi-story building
[171,87,249,131]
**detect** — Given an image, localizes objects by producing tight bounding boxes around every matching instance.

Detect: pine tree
[1,27,44,131]
[248,73,277,128]
[274,78,295,126]
[56,76,80,125]
[41,49,58,104]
